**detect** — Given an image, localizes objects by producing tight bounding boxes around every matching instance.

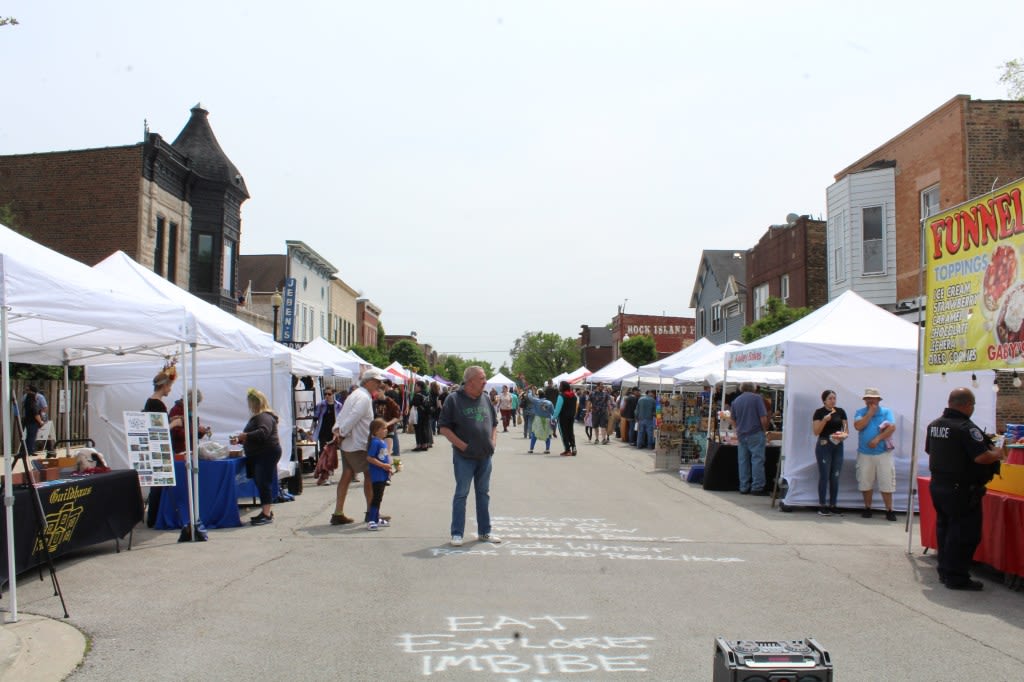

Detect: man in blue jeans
[635,390,657,449]
[730,382,769,495]
[438,365,501,547]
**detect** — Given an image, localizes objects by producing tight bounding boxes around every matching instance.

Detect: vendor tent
[485,372,517,393]
[88,253,331,479]
[298,337,360,378]
[671,341,779,389]
[639,338,717,378]
[586,357,637,385]
[2,225,193,620]
[724,290,994,510]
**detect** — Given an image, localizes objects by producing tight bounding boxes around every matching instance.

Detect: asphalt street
[8,426,1024,681]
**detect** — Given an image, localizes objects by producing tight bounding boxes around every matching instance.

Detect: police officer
[925,387,1006,591]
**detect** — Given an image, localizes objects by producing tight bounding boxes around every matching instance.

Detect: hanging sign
[924,177,1024,373]
[281,277,297,342]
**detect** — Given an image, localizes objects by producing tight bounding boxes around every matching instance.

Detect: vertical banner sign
[281,277,297,343]
[924,177,1024,374]
[123,411,176,486]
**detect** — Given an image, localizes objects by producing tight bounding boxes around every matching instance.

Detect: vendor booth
[485,372,517,393]
[586,358,637,386]
[2,226,200,618]
[724,291,993,511]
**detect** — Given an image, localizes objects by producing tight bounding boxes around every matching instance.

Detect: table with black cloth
[702,442,781,492]
[1,470,143,586]
[156,458,246,530]
[917,476,1024,580]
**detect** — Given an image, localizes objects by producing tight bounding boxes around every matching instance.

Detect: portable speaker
[712,638,833,682]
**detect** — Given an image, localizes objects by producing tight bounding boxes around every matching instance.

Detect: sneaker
[946,579,984,591]
[817,507,832,516]
[830,507,844,517]
[450,535,464,547]
[378,518,390,527]
[479,534,502,544]
[861,509,873,519]
[367,521,379,531]
[379,514,392,522]
[250,513,273,526]
[885,510,898,522]
[250,511,273,522]
[544,450,550,454]
[330,513,355,525]
[528,449,533,454]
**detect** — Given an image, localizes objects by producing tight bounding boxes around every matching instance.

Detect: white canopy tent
[485,372,517,393]
[551,366,591,385]
[297,337,360,379]
[724,290,994,511]
[2,225,194,620]
[586,357,637,385]
[89,252,329,476]
[671,341,779,389]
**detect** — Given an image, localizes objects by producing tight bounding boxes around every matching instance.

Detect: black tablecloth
[1,470,143,585]
[703,443,781,492]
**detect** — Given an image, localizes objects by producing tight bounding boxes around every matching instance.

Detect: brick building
[611,312,696,360]
[579,325,613,371]
[828,95,1024,312]
[745,215,828,322]
[0,104,249,311]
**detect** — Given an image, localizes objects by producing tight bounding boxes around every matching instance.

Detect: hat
[360,368,388,384]
[862,388,882,399]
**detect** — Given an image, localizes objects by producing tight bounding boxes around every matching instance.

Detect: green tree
[436,354,494,382]
[620,335,657,367]
[389,339,428,372]
[741,297,813,342]
[509,331,578,386]
[1000,58,1024,100]
[347,343,387,369]
[376,322,386,352]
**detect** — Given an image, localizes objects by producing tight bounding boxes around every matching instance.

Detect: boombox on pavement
[712,638,833,682]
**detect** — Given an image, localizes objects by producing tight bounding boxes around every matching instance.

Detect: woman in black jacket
[232,389,281,526]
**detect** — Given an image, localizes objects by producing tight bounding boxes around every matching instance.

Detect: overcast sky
[2,1,1020,369]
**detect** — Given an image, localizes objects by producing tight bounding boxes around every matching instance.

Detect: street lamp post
[271,289,283,343]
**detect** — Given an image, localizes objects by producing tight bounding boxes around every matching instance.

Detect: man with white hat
[330,368,388,526]
[853,387,898,520]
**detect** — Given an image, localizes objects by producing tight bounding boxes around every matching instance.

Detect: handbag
[409,406,419,426]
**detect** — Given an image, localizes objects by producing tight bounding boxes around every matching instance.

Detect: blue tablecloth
[155,458,245,530]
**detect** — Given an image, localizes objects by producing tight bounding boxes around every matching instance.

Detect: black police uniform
[925,407,999,588]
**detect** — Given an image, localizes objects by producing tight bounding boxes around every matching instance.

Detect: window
[154,217,165,276]
[921,184,940,220]
[754,283,769,320]
[711,304,722,333]
[862,205,885,274]
[167,222,178,284]
[829,210,846,283]
[193,233,215,292]
[780,274,790,301]
[222,239,235,295]
[697,308,705,337]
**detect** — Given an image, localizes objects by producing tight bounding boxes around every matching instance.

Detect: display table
[917,476,1024,579]
[156,458,246,530]
[702,442,781,492]
[1,470,143,586]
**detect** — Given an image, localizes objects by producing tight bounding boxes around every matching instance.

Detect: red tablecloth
[917,476,1024,578]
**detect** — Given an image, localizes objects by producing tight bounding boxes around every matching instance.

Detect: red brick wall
[0,146,143,265]
[617,313,696,355]
[964,100,1024,201]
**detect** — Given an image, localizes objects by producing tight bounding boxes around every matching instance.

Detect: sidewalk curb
[0,613,86,681]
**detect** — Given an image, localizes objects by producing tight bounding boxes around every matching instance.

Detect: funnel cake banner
[924,176,1024,373]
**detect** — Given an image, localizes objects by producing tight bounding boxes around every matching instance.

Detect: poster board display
[123,410,176,486]
[924,177,1024,373]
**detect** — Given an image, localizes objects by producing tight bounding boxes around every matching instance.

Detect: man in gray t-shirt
[438,366,500,547]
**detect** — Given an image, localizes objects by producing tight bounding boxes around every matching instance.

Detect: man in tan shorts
[330,368,387,525]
